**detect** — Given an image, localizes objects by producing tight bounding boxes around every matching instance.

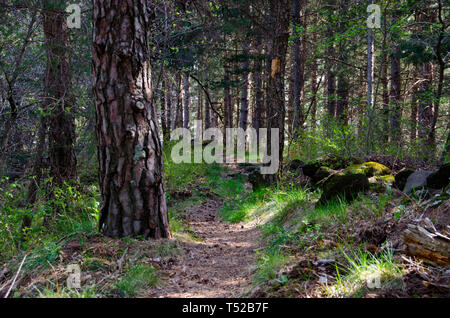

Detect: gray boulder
[403,171,433,194]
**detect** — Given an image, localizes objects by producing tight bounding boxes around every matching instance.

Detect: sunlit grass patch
[254,250,288,286]
[115,263,159,297]
[324,247,404,297]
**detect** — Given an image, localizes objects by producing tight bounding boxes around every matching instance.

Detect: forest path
[149,168,259,298]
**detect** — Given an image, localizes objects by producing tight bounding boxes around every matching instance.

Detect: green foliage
[0,178,99,261]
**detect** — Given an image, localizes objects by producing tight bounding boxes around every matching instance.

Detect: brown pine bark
[93,0,170,239]
[43,1,76,184]
[265,0,290,179]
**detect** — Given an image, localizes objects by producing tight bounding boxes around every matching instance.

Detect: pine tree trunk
[291,0,305,135]
[183,73,190,129]
[93,0,170,239]
[239,41,249,130]
[43,0,76,184]
[265,0,290,179]
[390,50,402,146]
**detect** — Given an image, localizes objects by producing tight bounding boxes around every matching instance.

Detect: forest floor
[148,196,259,297]
[1,159,449,298]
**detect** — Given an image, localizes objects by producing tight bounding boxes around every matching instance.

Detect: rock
[344,161,391,177]
[302,155,364,177]
[403,170,433,194]
[317,173,370,205]
[317,154,364,170]
[302,161,322,177]
[393,168,415,190]
[426,163,450,190]
[311,166,334,185]
[286,159,305,172]
[248,167,271,191]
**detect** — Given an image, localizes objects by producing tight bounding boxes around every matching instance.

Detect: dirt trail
[149,196,259,298]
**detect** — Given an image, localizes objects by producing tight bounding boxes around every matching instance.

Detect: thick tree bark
[43,0,77,184]
[93,0,170,239]
[265,0,290,179]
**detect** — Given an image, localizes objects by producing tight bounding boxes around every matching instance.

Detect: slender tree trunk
[366,1,375,152]
[21,116,47,232]
[418,62,433,152]
[239,41,250,130]
[389,48,402,146]
[410,73,419,143]
[93,0,170,239]
[252,33,263,139]
[166,79,172,131]
[183,73,190,129]
[43,0,76,184]
[175,73,183,128]
[291,0,305,136]
[160,78,168,140]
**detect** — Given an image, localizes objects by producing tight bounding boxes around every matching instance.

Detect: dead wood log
[402,221,450,267]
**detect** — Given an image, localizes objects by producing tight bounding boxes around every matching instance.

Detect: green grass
[325,247,404,297]
[115,264,159,297]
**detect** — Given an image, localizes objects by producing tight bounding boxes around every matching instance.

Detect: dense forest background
[0,0,448,298]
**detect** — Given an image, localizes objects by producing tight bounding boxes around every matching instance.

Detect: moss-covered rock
[302,161,323,177]
[393,168,415,190]
[375,175,394,184]
[286,159,305,172]
[344,162,391,177]
[426,163,450,189]
[302,155,363,177]
[317,173,370,205]
[311,166,333,185]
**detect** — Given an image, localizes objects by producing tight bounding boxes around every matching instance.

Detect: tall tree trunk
[418,62,433,155]
[43,0,76,184]
[183,73,190,129]
[325,7,336,136]
[93,0,170,239]
[291,0,305,136]
[166,79,172,131]
[389,48,402,146]
[410,73,419,143]
[21,116,47,232]
[381,47,390,144]
[335,1,348,125]
[265,0,290,179]
[160,78,167,140]
[366,0,375,152]
[252,33,263,139]
[239,41,250,130]
[174,73,183,128]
